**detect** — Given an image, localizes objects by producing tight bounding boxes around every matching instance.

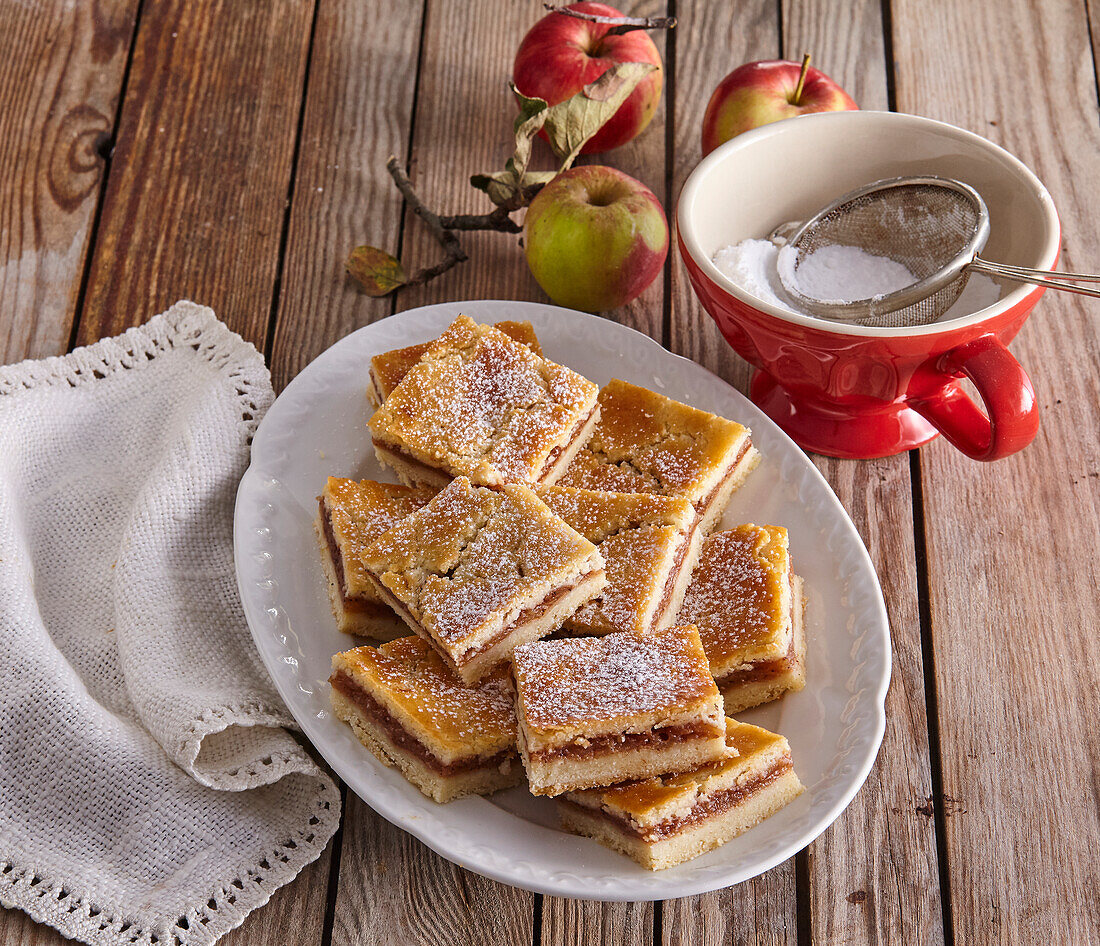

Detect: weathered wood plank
[0,4,337,946]
[530,1,667,939]
[74,0,314,348]
[542,898,653,946]
[784,3,946,943]
[0,907,67,946]
[331,804,534,946]
[893,0,1100,941]
[267,0,425,391]
[663,2,798,940]
[0,0,138,362]
[322,1,539,938]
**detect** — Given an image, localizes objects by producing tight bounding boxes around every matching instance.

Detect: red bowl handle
[906,335,1039,460]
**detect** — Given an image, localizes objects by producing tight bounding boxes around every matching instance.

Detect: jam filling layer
[330,670,514,777]
[652,517,700,624]
[537,404,599,479]
[365,571,592,667]
[692,440,751,517]
[562,754,794,842]
[320,496,393,616]
[529,720,723,764]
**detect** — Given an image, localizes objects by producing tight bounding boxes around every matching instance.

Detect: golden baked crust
[368,315,599,486]
[558,718,803,868]
[676,525,795,671]
[367,320,543,408]
[322,478,438,601]
[538,485,701,635]
[512,625,722,741]
[331,638,516,760]
[557,379,756,517]
[360,477,605,681]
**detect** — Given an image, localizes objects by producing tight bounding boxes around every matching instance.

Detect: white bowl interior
[679,111,1059,330]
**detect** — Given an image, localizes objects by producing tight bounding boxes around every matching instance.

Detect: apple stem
[543,3,677,35]
[791,53,811,106]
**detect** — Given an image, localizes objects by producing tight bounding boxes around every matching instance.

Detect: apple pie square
[511,625,731,797]
[557,378,759,533]
[675,525,806,714]
[367,319,542,408]
[358,476,606,684]
[330,637,522,802]
[558,718,803,870]
[538,485,703,636]
[368,315,600,488]
[315,477,437,639]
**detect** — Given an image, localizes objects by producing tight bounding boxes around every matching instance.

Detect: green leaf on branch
[346,245,407,296]
[542,61,657,166]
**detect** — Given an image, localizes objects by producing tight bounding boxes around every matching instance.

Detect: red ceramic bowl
[677,111,1060,460]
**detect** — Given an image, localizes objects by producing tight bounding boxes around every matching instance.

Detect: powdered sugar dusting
[326,478,437,593]
[560,379,747,500]
[369,315,598,485]
[714,238,1002,322]
[364,479,599,649]
[540,486,694,634]
[352,637,516,746]
[513,626,718,730]
[677,527,789,661]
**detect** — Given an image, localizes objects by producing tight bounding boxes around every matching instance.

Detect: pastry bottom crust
[521,729,731,798]
[314,514,406,641]
[696,443,762,535]
[367,567,607,685]
[650,512,708,631]
[717,576,807,715]
[536,404,602,486]
[558,765,803,870]
[330,687,523,803]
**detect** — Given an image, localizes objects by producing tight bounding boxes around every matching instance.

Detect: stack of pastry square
[318,314,805,870]
[511,625,802,869]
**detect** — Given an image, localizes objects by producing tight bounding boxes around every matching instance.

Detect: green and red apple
[701,57,857,155]
[524,165,668,312]
[513,1,663,154]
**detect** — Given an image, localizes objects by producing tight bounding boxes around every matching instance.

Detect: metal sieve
[771,175,1100,328]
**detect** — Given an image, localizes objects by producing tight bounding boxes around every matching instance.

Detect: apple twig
[542,3,676,34]
[384,157,469,286]
[348,61,657,297]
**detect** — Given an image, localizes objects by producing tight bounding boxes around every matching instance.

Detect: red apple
[514,2,663,154]
[524,166,668,312]
[701,57,857,155]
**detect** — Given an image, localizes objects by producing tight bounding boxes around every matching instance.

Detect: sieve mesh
[779,177,989,327]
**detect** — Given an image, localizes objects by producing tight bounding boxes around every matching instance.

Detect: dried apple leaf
[542,61,656,166]
[346,245,407,296]
[470,62,655,209]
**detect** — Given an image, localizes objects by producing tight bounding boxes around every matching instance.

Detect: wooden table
[3,1,1098,943]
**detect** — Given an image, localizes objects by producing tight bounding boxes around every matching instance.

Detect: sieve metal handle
[970,256,1100,299]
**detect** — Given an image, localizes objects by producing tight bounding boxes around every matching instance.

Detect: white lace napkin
[0,302,340,946]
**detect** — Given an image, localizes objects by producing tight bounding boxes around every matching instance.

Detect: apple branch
[542,3,676,35]
[347,63,656,297]
[385,156,468,286]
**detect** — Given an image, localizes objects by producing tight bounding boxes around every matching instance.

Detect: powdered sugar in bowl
[676,110,1059,461]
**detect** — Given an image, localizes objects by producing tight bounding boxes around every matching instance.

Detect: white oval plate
[234,301,890,900]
